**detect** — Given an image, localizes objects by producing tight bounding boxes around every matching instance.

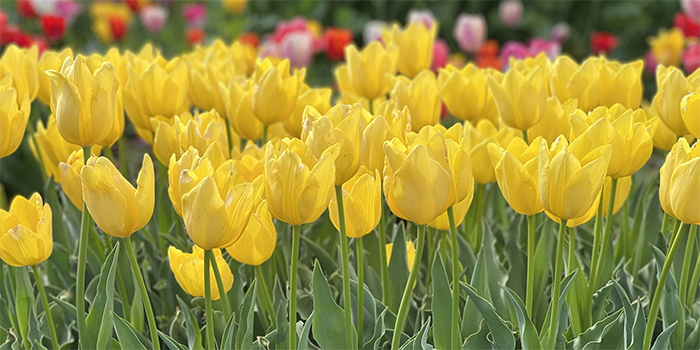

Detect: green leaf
[159,331,189,350]
[297,312,314,350]
[14,267,33,350]
[565,245,592,336]
[462,249,490,338]
[364,307,387,350]
[220,312,236,350]
[540,270,578,347]
[273,284,289,350]
[300,235,337,275]
[398,317,431,350]
[650,322,678,350]
[235,280,257,350]
[350,278,376,346]
[571,309,623,350]
[503,286,542,350]
[84,243,121,350]
[386,224,409,313]
[683,316,700,350]
[612,281,635,348]
[531,218,554,328]
[626,302,646,350]
[111,312,147,350]
[311,261,357,350]
[458,282,515,350]
[651,246,684,350]
[463,320,495,350]
[176,296,203,350]
[431,255,452,350]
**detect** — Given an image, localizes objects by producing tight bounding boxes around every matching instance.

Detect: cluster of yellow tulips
[0,21,698,350]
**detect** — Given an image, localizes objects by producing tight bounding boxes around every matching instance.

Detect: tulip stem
[104,235,131,320]
[357,236,365,349]
[440,230,448,263]
[262,125,269,145]
[117,137,129,177]
[588,194,605,297]
[391,224,425,350]
[123,236,161,350]
[202,249,215,350]
[591,178,617,292]
[378,202,390,305]
[686,226,700,308]
[76,146,92,348]
[211,254,232,321]
[679,225,698,311]
[473,183,484,254]
[33,265,59,350]
[335,185,356,350]
[522,129,529,144]
[447,207,462,350]
[255,264,277,328]
[525,214,537,316]
[546,219,568,350]
[289,225,301,349]
[643,222,687,350]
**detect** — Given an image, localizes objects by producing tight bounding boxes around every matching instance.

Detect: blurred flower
[124,0,146,12]
[431,38,449,72]
[187,27,205,46]
[407,9,436,29]
[239,32,259,48]
[280,31,314,68]
[17,0,36,18]
[168,246,233,300]
[37,49,72,105]
[550,22,570,43]
[182,3,207,28]
[681,0,700,22]
[323,27,354,61]
[30,117,99,181]
[653,65,700,136]
[590,31,619,55]
[363,20,387,44]
[329,167,381,238]
[0,84,30,158]
[644,50,659,75]
[223,0,249,14]
[55,0,82,26]
[284,85,332,138]
[90,1,132,43]
[384,22,436,77]
[140,5,168,33]
[681,92,700,138]
[476,39,501,70]
[659,138,700,224]
[499,0,523,28]
[41,15,65,41]
[649,28,686,67]
[549,56,601,112]
[683,44,700,73]
[0,193,52,267]
[226,200,276,265]
[675,12,700,38]
[597,57,644,109]
[528,38,561,60]
[454,13,487,53]
[499,41,528,68]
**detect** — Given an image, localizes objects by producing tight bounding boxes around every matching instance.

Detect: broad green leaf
[532,218,554,328]
[540,270,578,346]
[650,322,678,350]
[565,237,592,336]
[159,331,189,350]
[84,243,120,350]
[503,286,542,350]
[311,261,357,350]
[651,246,684,350]
[219,312,236,350]
[626,302,646,350]
[462,249,490,338]
[386,224,409,313]
[235,280,257,350]
[364,307,387,350]
[273,284,289,350]
[176,296,203,350]
[431,255,452,350]
[14,267,33,350]
[111,312,147,350]
[571,309,623,350]
[398,317,431,350]
[459,282,515,350]
[298,312,314,350]
[350,279,377,345]
[463,320,495,350]
[612,281,635,348]
[591,281,615,324]
[300,236,337,274]
[683,316,700,350]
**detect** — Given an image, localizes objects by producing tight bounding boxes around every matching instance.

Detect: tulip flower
[90,1,132,44]
[0,193,52,267]
[648,28,686,67]
[329,167,381,238]
[681,92,700,139]
[488,137,544,216]
[37,48,73,106]
[187,44,248,115]
[674,12,700,37]
[549,56,601,112]
[168,246,233,300]
[250,58,305,126]
[653,66,700,137]
[323,27,354,61]
[0,44,39,104]
[527,97,578,145]
[499,0,523,28]
[181,3,207,28]
[438,64,489,122]
[383,22,436,78]
[139,5,167,33]
[391,70,441,131]
[151,110,230,165]
[659,138,700,225]
[223,0,249,14]
[550,22,571,43]
[597,57,644,109]
[463,119,519,185]
[487,66,548,131]
[345,42,398,101]
[407,9,436,29]
[57,148,90,209]
[363,104,411,173]
[0,85,30,158]
[682,0,700,22]
[41,15,65,41]
[683,44,700,74]
[363,20,387,44]
[226,200,276,265]
[218,78,263,141]
[590,32,618,55]
[284,85,332,138]
[168,146,225,216]
[46,55,119,146]
[453,13,486,53]
[280,31,314,68]
[556,175,633,228]
[30,117,98,180]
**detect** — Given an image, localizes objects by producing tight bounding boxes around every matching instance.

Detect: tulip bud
[0,193,52,267]
[249,58,306,126]
[488,67,548,131]
[226,200,276,266]
[151,110,230,165]
[391,70,441,131]
[499,0,523,28]
[453,13,486,53]
[0,45,39,104]
[383,22,436,78]
[528,97,578,145]
[438,64,488,123]
[362,104,411,174]
[329,167,382,238]
[659,138,700,224]
[218,78,264,141]
[596,57,643,110]
[549,57,601,112]
[280,31,314,69]
[463,120,519,184]
[57,148,90,210]
[0,84,30,158]
[648,27,686,68]
[681,92,700,139]
[168,246,233,300]
[284,85,332,138]
[488,137,544,216]
[37,48,73,106]
[652,66,697,137]
[345,42,399,101]
[363,20,387,44]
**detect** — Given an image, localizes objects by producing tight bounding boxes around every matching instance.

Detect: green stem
[473,183,484,254]
[255,264,277,328]
[76,146,92,348]
[526,214,537,315]
[123,236,161,350]
[357,236,365,349]
[211,254,232,320]
[262,124,269,145]
[568,227,576,275]
[686,226,700,308]
[203,249,215,350]
[335,185,355,350]
[643,222,687,350]
[592,178,618,291]
[447,207,461,350]
[33,265,59,350]
[390,224,426,350]
[426,226,435,290]
[440,230,448,263]
[679,225,698,310]
[588,195,605,293]
[378,201,390,305]
[546,219,568,350]
[522,129,529,144]
[289,225,301,349]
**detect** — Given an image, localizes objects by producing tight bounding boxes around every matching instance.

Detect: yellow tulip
[284,85,332,138]
[425,124,474,204]
[0,193,52,267]
[250,58,305,125]
[0,45,39,104]
[168,246,233,300]
[231,141,265,183]
[226,200,276,266]
[86,48,126,86]
[428,195,471,231]
[548,175,632,227]
[223,0,249,13]
[335,64,357,95]
[527,97,578,145]
[463,119,519,184]
[653,66,700,136]
[46,55,119,147]
[659,138,700,225]
[30,117,76,179]
[488,66,548,131]
[263,138,340,225]
[82,154,154,238]
[538,136,612,221]
[438,64,488,122]
[345,42,398,100]
[57,148,102,210]
[90,1,132,43]
[382,22,436,78]
[151,110,230,165]
[597,58,643,109]
[488,137,544,216]
[168,146,224,216]
[329,167,382,238]
[0,85,30,158]
[391,70,441,131]
[218,78,264,141]
[37,48,74,106]
[681,92,700,139]
[302,104,366,185]
[549,56,601,112]
[363,104,411,173]
[386,241,416,269]
[649,27,686,68]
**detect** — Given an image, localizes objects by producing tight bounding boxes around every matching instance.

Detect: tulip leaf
[298,312,314,350]
[651,246,684,350]
[14,267,33,350]
[84,243,120,350]
[650,321,678,350]
[611,281,636,348]
[398,317,431,350]
[626,302,646,350]
[386,224,409,313]
[463,320,496,350]
[300,235,337,274]
[503,286,542,350]
[539,270,578,346]
[531,218,554,328]
[159,331,189,350]
[458,282,515,350]
[566,254,593,336]
[430,255,452,350]
[350,278,377,345]
[220,311,236,350]
[176,296,203,350]
[462,248,490,339]
[571,308,624,350]
[111,312,147,350]
[311,260,357,350]
[364,307,387,350]
[273,282,289,350]
[235,280,257,350]
[683,315,700,350]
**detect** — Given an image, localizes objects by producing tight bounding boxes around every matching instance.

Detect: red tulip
[323,27,353,61]
[683,44,700,73]
[674,12,700,38]
[17,0,36,18]
[187,27,205,46]
[239,32,260,48]
[41,15,66,41]
[109,16,127,41]
[590,31,619,55]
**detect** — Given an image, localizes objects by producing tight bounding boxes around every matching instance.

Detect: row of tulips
[0,19,699,350]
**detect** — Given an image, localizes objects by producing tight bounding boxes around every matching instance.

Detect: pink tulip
[55,0,81,26]
[681,0,700,22]
[140,5,168,33]
[280,31,314,68]
[683,44,700,73]
[499,40,529,70]
[550,22,570,43]
[644,50,659,75]
[363,20,386,44]
[528,38,561,60]
[431,38,449,72]
[407,9,436,29]
[258,40,282,60]
[454,13,487,53]
[182,3,207,28]
[499,0,523,28]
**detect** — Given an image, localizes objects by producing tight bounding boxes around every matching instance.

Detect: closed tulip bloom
[427,124,474,204]
[488,67,548,130]
[548,175,632,227]
[649,28,686,67]
[219,78,264,141]
[391,70,441,131]
[151,110,230,165]
[549,56,601,112]
[46,55,119,146]
[82,154,154,238]
[597,58,643,109]
[329,167,382,238]
[383,22,436,78]
[653,66,700,136]
[168,246,233,300]
[0,45,39,104]
[363,105,411,173]
[345,42,398,100]
[453,13,487,53]
[284,85,332,138]
[463,119,519,184]
[37,48,73,105]
[187,43,249,115]
[0,193,52,267]
[438,64,488,122]
[681,92,700,139]
[264,138,340,225]
[226,200,276,266]
[58,148,92,209]
[488,137,544,216]
[302,104,366,185]
[528,97,578,145]
[0,85,30,158]
[168,147,222,216]
[659,138,700,224]
[539,136,612,221]
[250,58,305,125]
